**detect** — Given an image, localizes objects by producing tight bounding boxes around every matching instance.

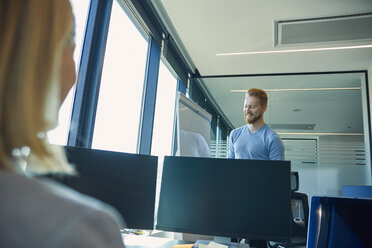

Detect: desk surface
[122,234,189,248]
[122,235,306,248]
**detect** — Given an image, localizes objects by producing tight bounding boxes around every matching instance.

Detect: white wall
[291,135,370,200]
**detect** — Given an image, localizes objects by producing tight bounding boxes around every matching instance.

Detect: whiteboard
[175,92,212,157]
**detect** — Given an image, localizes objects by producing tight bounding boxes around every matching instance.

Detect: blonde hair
[246,88,268,106]
[0,0,75,174]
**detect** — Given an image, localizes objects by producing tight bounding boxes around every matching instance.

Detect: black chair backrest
[291,192,309,239]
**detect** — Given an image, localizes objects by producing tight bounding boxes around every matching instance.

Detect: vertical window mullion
[68,0,113,148]
[138,38,161,154]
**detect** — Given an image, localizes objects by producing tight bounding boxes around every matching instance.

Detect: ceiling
[151,0,372,134]
[153,0,372,75]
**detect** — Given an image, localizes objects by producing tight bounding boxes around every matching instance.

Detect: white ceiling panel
[154,0,372,75]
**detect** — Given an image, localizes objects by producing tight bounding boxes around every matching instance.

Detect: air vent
[268,124,317,130]
[275,13,372,46]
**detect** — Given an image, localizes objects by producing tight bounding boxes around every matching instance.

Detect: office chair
[342,185,372,198]
[267,172,309,248]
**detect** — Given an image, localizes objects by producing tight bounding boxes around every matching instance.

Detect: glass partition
[200,72,371,198]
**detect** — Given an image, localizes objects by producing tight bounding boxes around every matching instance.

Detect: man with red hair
[228,88,284,160]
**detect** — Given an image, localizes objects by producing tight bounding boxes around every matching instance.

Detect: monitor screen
[47,146,158,230]
[307,196,372,248]
[156,156,292,242]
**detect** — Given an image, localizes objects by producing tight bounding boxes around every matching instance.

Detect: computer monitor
[46,146,158,230]
[307,196,372,248]
[156,156,292,242]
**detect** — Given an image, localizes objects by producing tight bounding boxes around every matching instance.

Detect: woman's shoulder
[0,169,125,247]
[0,169,111,212]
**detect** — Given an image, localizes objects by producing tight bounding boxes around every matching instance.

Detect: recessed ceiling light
[230,87,361,93]
[217,44,372,56]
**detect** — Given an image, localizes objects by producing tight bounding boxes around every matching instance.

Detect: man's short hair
[246,88,268,106]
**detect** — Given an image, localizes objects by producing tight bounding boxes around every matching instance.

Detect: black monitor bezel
[156,156,292,242]
[46,146,158,230]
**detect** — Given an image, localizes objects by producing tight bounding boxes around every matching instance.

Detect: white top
[179,130,211,157]
[0,169,125,248]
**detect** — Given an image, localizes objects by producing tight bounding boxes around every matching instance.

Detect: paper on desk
[172,244,194,248]
[198,241,228,248]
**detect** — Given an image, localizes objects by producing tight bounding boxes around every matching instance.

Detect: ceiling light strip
[277,133,363,136]
[217,44,372,56]
[230,87,361,93]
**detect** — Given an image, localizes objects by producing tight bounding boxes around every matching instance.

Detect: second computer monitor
[48,146,158,230]
[157,156,292,242]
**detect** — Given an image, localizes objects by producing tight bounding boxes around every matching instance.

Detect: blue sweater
[228,124,285,160]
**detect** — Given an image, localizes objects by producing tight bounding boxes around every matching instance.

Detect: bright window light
[92,0,148,153]
[151,61,177,157]
[47,0,90,145]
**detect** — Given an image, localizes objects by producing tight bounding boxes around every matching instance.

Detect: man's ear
[262,104,267,112]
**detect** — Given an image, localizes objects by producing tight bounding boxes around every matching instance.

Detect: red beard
[246,112,262,124]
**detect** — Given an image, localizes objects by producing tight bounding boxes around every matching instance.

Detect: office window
[47,0,91,145]
[211,122,229,158]
[92,0,148,153]
[151,61,177,157]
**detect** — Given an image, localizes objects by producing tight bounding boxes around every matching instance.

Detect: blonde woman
[0,1,125,247]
